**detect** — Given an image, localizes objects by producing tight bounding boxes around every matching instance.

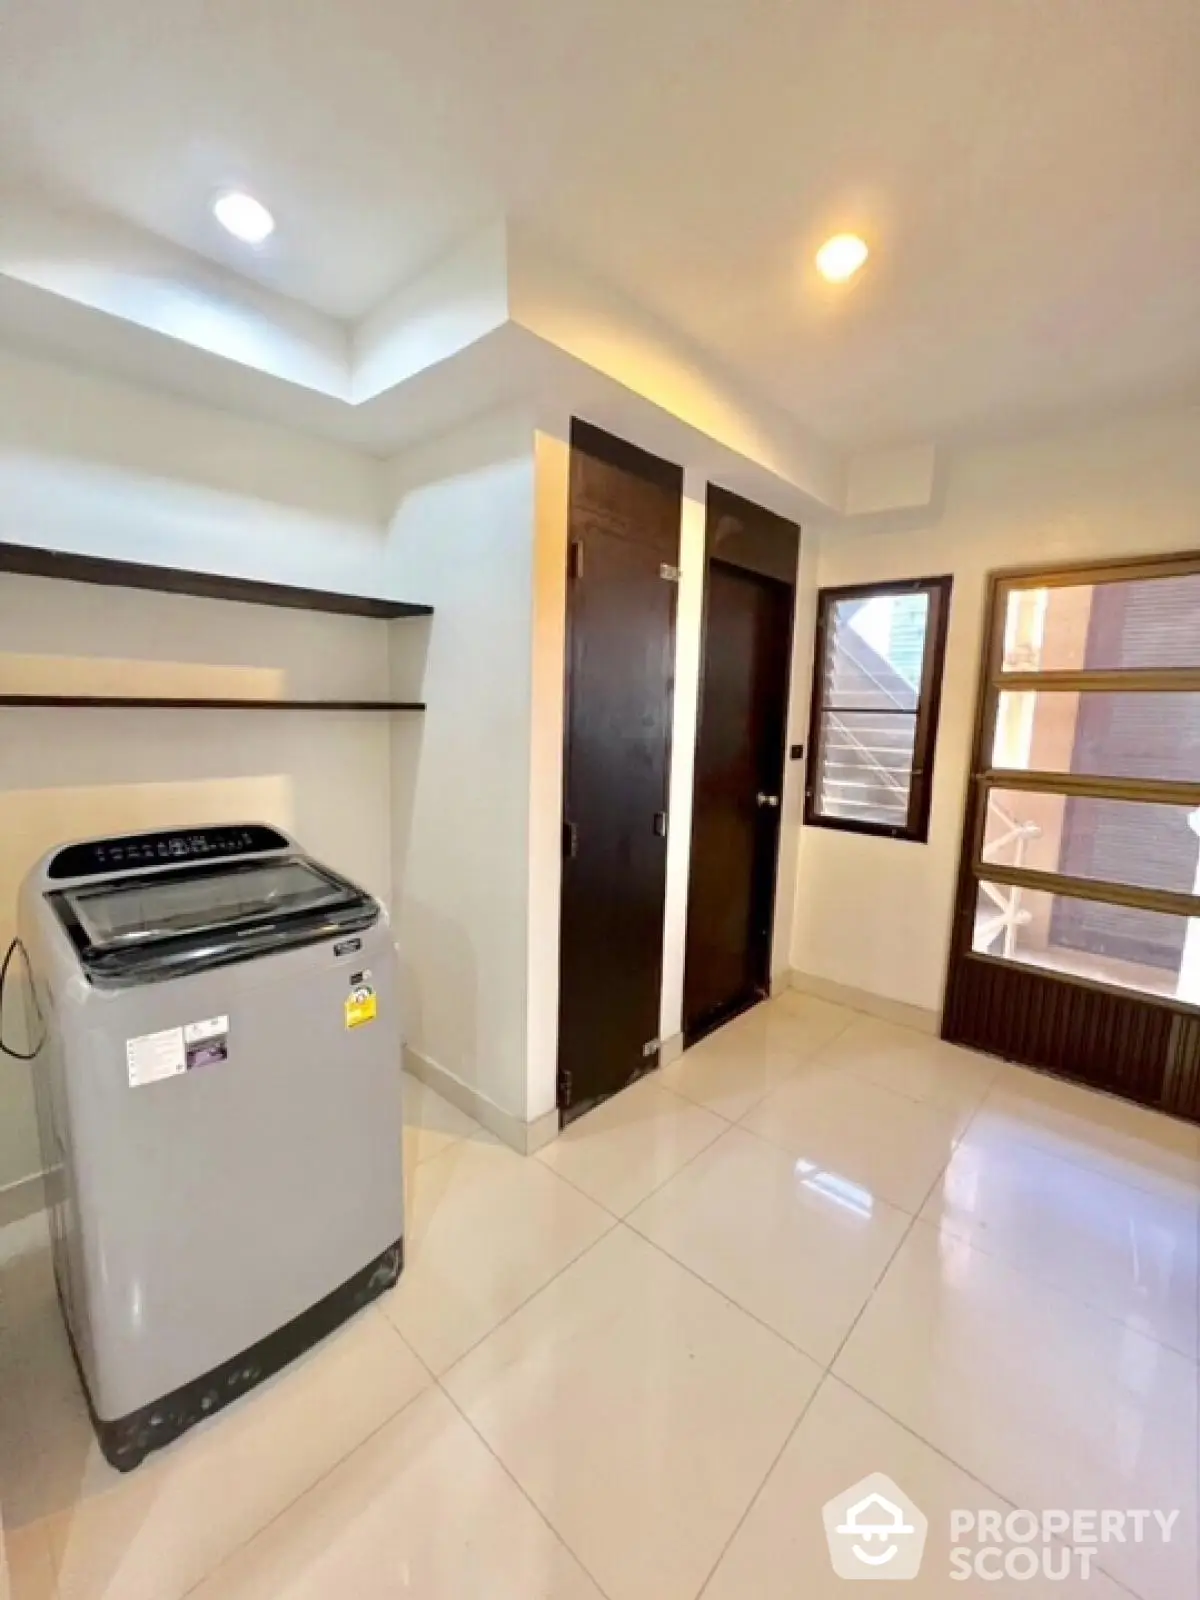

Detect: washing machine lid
[50,856,379,985]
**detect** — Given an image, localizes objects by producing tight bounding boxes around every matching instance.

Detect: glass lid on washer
[61,858,360,951]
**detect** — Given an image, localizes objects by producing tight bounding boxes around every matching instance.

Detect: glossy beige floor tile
[628,1126,911,1364]
[535,1076,726,1216]
[834,1223,1200,1600]
[2,1524,59,1600]
[15,1308,428,1600]
[191,1387,603,1600]
[923,1129,1199,1357]
[741,1065,961,1214]
[818,1018,1000,1130]
[660,1034,803,1123]
[703,1375,1131,1600]
[768,989,859,1050]
[401,1070,487,1170]
[444,1225,821,1600]
[379,1135,614,1372]
[6,1036,1196,1600]
[972,1063,1200,1202]
[660,997,853,1121]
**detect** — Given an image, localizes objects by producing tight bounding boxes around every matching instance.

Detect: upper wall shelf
[0,542,433,620]
[0,695,424,712]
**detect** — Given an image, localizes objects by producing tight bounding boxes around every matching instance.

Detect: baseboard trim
[0,1170,46,1227]
[659,1033,684,1067]
[788,970,939,1036]
[403,1047,560,1156]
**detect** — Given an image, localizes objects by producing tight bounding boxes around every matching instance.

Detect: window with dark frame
[959,556,1200,1006]
[804,576,953,842]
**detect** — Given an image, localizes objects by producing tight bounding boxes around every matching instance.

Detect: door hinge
[557,1065,573,1106]
[568,540,584,580]
[652,811,668,837]
[642,1038,660,1058]
[562,820,579,859]
[659,563,680,582]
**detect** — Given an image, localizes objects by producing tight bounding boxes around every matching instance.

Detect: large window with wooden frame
[943,552,1200,1124]
[804,576,952,842]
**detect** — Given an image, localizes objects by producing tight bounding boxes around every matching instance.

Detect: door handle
[756,793,780,808]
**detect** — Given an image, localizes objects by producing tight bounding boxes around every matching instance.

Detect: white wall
[0,351,398,1195]
[385,410,539,1125]
[659,472,709,1043]
[789,406,1200,1015]
[0,348,381,589]
[526,430,570,1122]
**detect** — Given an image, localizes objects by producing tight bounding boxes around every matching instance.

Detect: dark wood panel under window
[943,956,1174,1107]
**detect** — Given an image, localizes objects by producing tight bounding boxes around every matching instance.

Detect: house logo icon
[822,1473,928,1580]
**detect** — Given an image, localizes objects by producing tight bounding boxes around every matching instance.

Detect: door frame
[942,547,1200,1122]
[682,486,799,1046]
[556,419,683,1122]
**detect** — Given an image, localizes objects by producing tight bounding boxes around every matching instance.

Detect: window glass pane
[992,690,1200,781]
[972,881,1198,1005]
[1002,573,1200,673]
[825,592,928,711]
[983,788,1200,899]
[815,709,914,828]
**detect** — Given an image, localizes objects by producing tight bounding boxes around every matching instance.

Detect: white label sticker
[126,1027,186,1088]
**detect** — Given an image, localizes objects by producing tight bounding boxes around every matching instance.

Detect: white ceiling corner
[1,0,1197,512]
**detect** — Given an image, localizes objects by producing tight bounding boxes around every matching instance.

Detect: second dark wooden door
[683,560,794,1044]
[558,422,681,1122]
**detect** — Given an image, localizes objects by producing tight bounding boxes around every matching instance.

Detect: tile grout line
[970,1069,1200,1208]
[816,1080,1167,1600]
[827,1371,1149,1600]
[410,1049,858,1600]
[537,1099,729,1223]
[816,1077,992,1380]
[397,1209,622,1376]
[692,1377,826,1600]
[434,1379,618,1600]
[626,1220,835,1368]
[909,1208,1200,1364]
[833,1368,1154,1600]
[178,1334,435,1600]
[405,1095,830,1600]
[658,1055,982,1598]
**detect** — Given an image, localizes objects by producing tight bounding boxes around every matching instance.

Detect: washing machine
[15,823,404,1470]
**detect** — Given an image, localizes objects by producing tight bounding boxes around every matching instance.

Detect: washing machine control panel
[47,825,290,880]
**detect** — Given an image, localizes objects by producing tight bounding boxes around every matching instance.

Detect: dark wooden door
[683,561,794,1044]
[557,422,682,1123]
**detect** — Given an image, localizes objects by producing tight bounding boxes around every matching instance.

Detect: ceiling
[2,0,1199,448]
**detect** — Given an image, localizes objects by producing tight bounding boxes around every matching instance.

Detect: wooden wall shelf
[0,542,433,620]
[0,695,424,712]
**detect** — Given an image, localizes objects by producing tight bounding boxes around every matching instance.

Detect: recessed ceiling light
[213,191,275,244]
[815,234,869,283]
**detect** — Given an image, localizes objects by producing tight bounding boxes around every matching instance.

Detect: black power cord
[0,937,45,1061]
